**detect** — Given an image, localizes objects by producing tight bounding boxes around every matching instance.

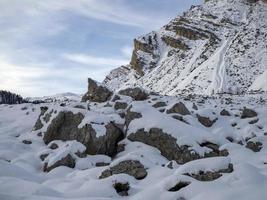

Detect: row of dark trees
[0,90,25,104]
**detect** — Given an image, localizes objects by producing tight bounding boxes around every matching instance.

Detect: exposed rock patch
[197,114,217,127]
[241,108,257,119]
[118,87,148,101]
[184,163,233,181]
[113,182,130,196]
[166,102,190,115]
[99,160,147,180]
[43,154,75,172]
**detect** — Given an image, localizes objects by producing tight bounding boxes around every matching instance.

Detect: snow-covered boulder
[82,78,113,102]
[34,106,125,157]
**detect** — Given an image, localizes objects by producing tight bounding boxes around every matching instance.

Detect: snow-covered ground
[1,92,267,200]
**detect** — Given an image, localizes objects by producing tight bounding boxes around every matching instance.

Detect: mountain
[26,92,81,103]
[104,0,267,95]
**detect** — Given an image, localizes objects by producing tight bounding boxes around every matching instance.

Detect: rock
[166,102,190,115]
[220,109,231,116]
[40,153,49,161]
[152,101,167,108]
[22,140,32,144]
[246,141,262,152]
[184,163,233,181]
[197,114,217,127]
[33,106,48,131]
[241,107,257,119]
[99,160,147,180]
[118,87,148,101]
[43,111,124,156]
[125,107,142,128]
[43,154,75,172]
[128,128,228,164]
[168,181,190,192]
[113,182,130,196]
[95,162,110,167]
[82,78,113,102]
[249,118,259,124]
[73,105,86,109]
[49,143,59,150]
[114,102,128,110]
[192,103,198,110]
[111,95,121,102]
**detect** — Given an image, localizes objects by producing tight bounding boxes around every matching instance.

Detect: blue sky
[0,0,202,97]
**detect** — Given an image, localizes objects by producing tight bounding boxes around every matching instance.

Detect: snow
[1,91,267,199]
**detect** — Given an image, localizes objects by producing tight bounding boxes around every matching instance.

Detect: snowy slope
[104,0,267,95]
[1,92,267,199]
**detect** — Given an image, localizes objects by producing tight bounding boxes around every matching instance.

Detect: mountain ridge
[103,0,267,95]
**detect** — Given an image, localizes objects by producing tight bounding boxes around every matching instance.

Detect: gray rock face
[43,111,124,156]
[127,128,228,164]
[241,108,257,119]
[118,87,148,101]
[166,102,190,115]
[99,160,147,180]
[82,78,113,102]
[185,163,233,181]
[43,154,75,172]
[197,114,217,127]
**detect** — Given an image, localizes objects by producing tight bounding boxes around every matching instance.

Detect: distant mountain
[0,90,24,104]
[104,0,267,95]
[26,92,81,103]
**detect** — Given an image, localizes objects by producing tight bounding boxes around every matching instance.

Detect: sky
[0,0,202,97]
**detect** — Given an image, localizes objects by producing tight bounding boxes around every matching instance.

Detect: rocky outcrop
[166,102,190,115]
[130,32,160,75]
[152,101,167,108]
[43,111,123,156]
[43,154,75,172]
[82,78,113,102]
[128,128,228,164]
[99,160,147,180]
[125,108,142,128]
[118,87,148,101]
[241,108,257,119]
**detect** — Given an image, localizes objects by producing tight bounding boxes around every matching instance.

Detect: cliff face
[103,0,267,95]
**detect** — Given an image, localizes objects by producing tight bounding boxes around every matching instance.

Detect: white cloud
[121,46,133,59]
[63,53,128,67]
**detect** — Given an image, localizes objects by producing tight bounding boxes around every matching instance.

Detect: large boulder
[166,102,190,115]
[82,78,113,102]
[99,160,147,180]
[241,107,257,119]
[118,87,149,101]
[43,111,124,156]
[127,128,228,164]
